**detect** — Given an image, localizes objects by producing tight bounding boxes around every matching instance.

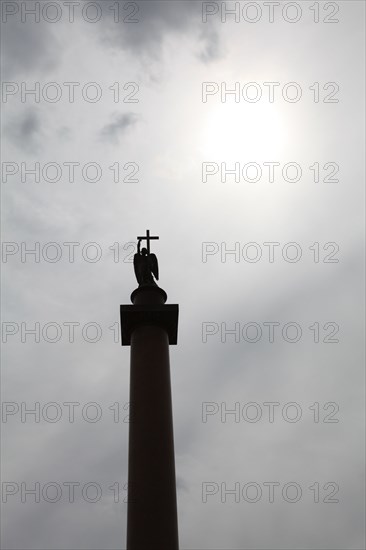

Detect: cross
[137,229,159,254]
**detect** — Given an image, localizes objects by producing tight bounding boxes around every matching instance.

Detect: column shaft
[126,323,179,550]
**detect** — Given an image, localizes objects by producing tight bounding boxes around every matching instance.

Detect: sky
[1,1,365,549]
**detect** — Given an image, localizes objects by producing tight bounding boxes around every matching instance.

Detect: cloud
[1,21,61,79]
[197,26,222,64]
[100,112,139,143]
[4,108,42,153]
[99,0,222,63]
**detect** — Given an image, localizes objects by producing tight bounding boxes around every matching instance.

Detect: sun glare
[199,102,288,159]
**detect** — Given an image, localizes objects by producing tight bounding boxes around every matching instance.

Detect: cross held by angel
[133,230,159,286]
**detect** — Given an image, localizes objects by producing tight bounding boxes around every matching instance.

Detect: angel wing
[148,253,159,281]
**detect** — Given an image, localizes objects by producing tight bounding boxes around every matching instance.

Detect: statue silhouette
[133,240,159,286]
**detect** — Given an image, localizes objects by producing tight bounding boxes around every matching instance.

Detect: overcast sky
[1,1,365,549]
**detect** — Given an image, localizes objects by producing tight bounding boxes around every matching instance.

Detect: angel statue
[133,238,159,286]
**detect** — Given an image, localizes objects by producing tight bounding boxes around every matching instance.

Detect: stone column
[121,284,179,550]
